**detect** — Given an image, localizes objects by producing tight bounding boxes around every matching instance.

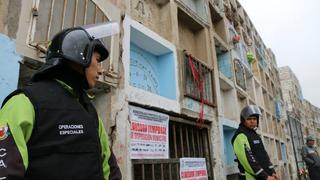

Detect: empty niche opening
[178,8,209,64]
[176,0,208,23]
[131,0,172,41]
[129,27,177,100]
[215,38,233,79]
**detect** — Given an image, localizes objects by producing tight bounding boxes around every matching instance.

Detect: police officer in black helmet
[0,22,122,180]
[231,105,279,180]
[302,135,320,180]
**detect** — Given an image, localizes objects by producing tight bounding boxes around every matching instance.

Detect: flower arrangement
[298,168,308,176]
[232,36,241,44]
[246,52,254,64]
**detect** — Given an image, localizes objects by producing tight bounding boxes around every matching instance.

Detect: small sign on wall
[180,158,208,180]
[129,105,169,159]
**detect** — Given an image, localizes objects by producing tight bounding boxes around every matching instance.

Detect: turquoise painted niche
[217,51,233,79]
[129,43,176,100]
[223,125,237,166]
[0,34,21,104]
[281,143,287,163]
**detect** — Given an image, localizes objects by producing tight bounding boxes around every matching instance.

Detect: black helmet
[33,22,119,80]
[240,105,262,125]
[47,27,109,66]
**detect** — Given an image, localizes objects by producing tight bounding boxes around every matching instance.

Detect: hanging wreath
[232,36,241,44]
[247,52,254,64]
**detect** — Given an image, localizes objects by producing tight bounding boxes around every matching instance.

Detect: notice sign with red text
[180,158,208,180]
[129,106,169,159]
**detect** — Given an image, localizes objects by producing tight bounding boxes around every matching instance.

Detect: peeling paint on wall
[0,0,21,39]
[130,43,176,100]
[182,97,214,117]
[0,34,21,104]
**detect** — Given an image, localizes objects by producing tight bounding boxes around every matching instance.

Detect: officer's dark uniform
[301,136,320,180]
[231,105,276,180]
[0,22,122,180]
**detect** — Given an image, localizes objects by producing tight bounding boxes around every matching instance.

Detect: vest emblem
[253,140,260,144]
[0,124,9,141]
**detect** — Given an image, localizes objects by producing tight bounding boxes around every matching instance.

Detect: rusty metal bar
[204,134,211,173]
[170,116,210,128]
[161,164,164,180]
[132,158,179,164]
[142,164,145,180]
[83,0,88,24]
[173,124,178,158]
[199,130,204,156]
[179,125,184,157]
[185,126,190,156]
[191,128,196,156]
[47,0,55,41]
[175,164,179,180]
[152,164,155,180]
[73,0,78,27]
[61,0,67,29]
[94,4,97,23]
[169,164,172,180]
[196,129,201,156]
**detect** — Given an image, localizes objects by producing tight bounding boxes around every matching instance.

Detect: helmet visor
[241,105,262,120]
[81,22,119,39]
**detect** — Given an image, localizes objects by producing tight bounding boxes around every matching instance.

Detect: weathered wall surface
[0,0,21,38]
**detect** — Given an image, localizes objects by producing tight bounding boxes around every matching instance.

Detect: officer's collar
[55,79,75,96]
[239,123,256,132]
[55,79,95,100]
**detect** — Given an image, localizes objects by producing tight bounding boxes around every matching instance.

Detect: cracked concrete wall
[0,0,21,39]
[130,0,173,42]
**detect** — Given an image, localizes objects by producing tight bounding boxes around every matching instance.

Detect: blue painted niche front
[0,34,21,104]
[223,125,237,166]
[129,28,176,100]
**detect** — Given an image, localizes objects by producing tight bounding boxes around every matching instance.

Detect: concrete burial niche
[176,0,208,23]
[123,17,180,113]
[130,28,176,100]
[222,121,238,175]
[177,7,210,66]
[130,0,172,42]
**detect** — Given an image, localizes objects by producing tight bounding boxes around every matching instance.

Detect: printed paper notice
[129,106,169,159]
[180,158,208,180]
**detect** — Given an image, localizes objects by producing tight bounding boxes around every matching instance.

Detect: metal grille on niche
[234,59,246,90]
[132,120,214,180]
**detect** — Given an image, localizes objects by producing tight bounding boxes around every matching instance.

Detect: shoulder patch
[0,124,10,141]
[253,140,260,144]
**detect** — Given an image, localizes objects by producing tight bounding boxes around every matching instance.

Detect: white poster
[129,106,169,159]
[180,158,208,180]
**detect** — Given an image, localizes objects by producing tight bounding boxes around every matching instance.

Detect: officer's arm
[263,144,276,174]
[301,146,315,165]
[233,133,269,179]
[98,118,122,180]
[0,94,35,179]
[267,161,276,174]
